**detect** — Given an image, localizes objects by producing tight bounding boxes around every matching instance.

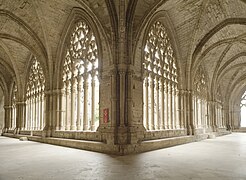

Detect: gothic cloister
[0,0,246,156]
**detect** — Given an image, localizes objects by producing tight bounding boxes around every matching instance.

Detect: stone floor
[0,133,246,180]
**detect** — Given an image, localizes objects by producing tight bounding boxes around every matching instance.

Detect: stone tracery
[193,66,208,130]
[143,21,179,131]
[10,84,17,130]
[62,20,99,131]
[25,58,45,130]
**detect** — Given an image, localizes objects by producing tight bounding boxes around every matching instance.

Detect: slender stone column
[4,105,11,132]
[144,76,149,130]
[220,105,222,128]
[83,74,89,130]
[65,80,71,130]
[180,90,185,129]
[31,94,35,130]
[211,101,217,131]
[222,107,225,128]
[202,99,205,128]
[91,73,96,131]
[187,90,193,135]
[34,90,38,130]
[208,101,212,129]
[9,106,13,129]
[35,91,38,130]
[205,100,208,128]
[150,74,155,130]
[164,80,168,129]
[59,88,66,131]
[172,83,176,129]
[43,91,52,135]
[218,103,220,128]
[14,105,16,128]
[198,98,202,128]
[214,102,218,129]
[29,97,32,130]
[29,95,31,130]
[168,81,172,129]
[43,92,47,131]
[15,104,20,132]
[77,76,82,130]
[175,87,180,129]
[25,99,29,130]
[221,105,224,128]
[160,79,164,129]
[40,91,44,129]
[155,76,160,129]
[37,91,40,130]
[16,101,26,132]
[71,77,77,130]
[193,95,197,128]
[55,90,60,131]
[219,104,222,128]
[53,89,63,130]
[10,106,13,129]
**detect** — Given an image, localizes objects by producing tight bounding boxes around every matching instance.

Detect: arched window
[11,83,17,129]
[143,21,179,131]
[240,91,246,127]
[215,87,224,128]
[25,58,45,130]
[193,66,208,129]
[62,20,99,131]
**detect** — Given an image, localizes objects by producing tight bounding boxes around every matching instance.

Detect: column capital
[118,68,126,75]
[16,101,26,105]
[3,105,12,109]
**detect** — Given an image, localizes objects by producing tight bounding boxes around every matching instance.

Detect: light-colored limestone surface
[0,0,246,154]
[0,133,246,180]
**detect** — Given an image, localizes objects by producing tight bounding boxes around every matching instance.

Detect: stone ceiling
[0,0,245,104]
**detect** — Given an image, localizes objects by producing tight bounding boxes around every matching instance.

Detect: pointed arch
[25,56,45,130]
[192,65,209,130]
[55,7,113,89]
[134,11,183,88]
[57,11,102,131]
[142,19,181,131]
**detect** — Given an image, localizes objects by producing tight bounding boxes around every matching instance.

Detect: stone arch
[55,7,113,90]
[133,11,183,89]
[217,53,246,81]
[192,65,210,132]
[24,55,46,131]
[0,10,50,92]
[188,18,246,90]
[228,78,246,129]
[0,9,47,58]
[0,75,8,103]
[227,73,246,102]
[192,18,246,62]
[24,55,47,100]
[140,12,183,131]
[0,40,22,98]
[193,65,209,99]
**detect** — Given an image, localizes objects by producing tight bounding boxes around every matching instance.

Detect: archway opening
[0,87,5,133]
[240,91,246,127]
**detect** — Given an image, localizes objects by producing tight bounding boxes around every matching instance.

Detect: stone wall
[0,94,4,134]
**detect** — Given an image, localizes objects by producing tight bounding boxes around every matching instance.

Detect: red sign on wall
[103,108,109,123]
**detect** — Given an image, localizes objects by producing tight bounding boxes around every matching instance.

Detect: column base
[70,125,76,131]
[91,125,96,131]
[83,125,89,131]
[77,125,82,131]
